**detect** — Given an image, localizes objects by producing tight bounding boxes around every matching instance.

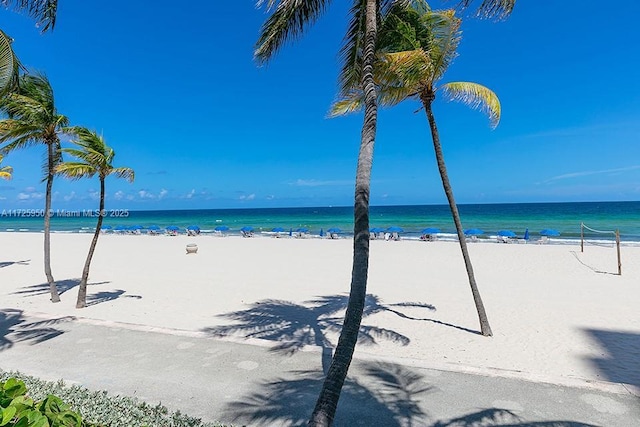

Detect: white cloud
[239,193,255,201]
[24,186,37,193]
[63,191,77,202]
[114,191,125,200]
[186,189,196,199]
[17,192,43,200]
[88,189,100,201]
[138,190,155,199]
[159,189,168,199]
[545,165,640,183]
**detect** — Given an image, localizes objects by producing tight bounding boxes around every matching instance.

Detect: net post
[580,222,584,253]
[616,229,622,275]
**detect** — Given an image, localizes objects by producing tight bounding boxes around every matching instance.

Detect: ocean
[1,201,639,243]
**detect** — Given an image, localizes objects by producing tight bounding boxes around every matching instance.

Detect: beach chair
[538,236,549,244]
[391,232,400,241]
[467,235,478,243]
[241,230,254,238]
[330,232,339,239]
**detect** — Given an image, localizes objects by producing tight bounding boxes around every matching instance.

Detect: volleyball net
[580,222,622,275]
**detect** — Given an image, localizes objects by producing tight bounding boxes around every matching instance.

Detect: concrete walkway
[0,311,638,426]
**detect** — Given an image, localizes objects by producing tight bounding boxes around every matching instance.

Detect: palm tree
[332,7,499,336]
[0,73,69,303]
[0,154,12,179]
[0,0,59,95]
[255,1,512,425]
[56,127,134,309]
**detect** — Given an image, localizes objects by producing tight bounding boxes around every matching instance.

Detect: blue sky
[0,1,639,210]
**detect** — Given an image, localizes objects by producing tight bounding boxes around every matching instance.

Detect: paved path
[0,311,638,426]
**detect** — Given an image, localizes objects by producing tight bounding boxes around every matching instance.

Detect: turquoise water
[1,201,639,242]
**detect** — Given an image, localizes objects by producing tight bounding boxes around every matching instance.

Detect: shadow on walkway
[0,259,30,268]
[13,279,111,297]
[0,309,75,352]
[225,361,432,427]
[583,328,640,391]
[202,294,431,373]
[432,408,598,426]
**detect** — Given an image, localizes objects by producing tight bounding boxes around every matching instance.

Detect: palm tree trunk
[422,95,492,337]
[76,178,105,308]
[308,1,379,425]
[45,141,60,303]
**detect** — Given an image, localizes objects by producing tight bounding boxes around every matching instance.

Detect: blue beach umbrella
[540,229,560,237]
[523,229,530,240]
[421,227,440,234]
[100,225,112,230]
[497,230,516,237]
[370,227,384,233]
[148,225,160,230]
[187,225,200,231]
[114,225,127,232]
[296,227,309,233]
[240,226,254,232]
[387,226,404,233]
[272,227,285,233]
[166,225,180,231]
[129,225,144,230]
[327,227,341,233]
[319,228,324,237]
[214,225,229,232]
[464,228,484,236]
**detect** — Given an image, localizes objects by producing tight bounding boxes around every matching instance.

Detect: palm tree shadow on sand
[86,290,142,307]
[0,309,75,352]
[13,278,111,297]
[225,361,432,427]
[0,259,30,268]
[202,294,441,373]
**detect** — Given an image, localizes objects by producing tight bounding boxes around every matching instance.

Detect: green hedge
[0,372,229,427]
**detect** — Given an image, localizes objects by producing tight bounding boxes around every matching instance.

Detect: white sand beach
[1,232,639,395]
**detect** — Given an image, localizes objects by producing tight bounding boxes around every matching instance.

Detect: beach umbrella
[129,225,144,230]
[214,225,229,232]
[327,227,341,233]
[272,227,285,233]
[464,228,484,235]
[114,225,127,231]
[296,227,309,233]
[289,228,293,237]
[240,226,254,232]
[148,225,161,231]
[166,225,180,231]
[540,229,560,237]
[387,226,404,233]
[370,227,384,233]
[319,228,324,237]
[100,225,112,230]
[421,227,440,234]
[187,225,200,231]
[523,228,530,240]
[497,230,516,237]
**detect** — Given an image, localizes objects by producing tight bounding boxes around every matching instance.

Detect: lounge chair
[538,236,549,244]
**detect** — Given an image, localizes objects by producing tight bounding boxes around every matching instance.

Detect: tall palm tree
[0,154,12,179]
[255,1,512,425]
[0,73,69,303]
[0,0,59,95]
[333,7,499,336]
[56,127,134,309]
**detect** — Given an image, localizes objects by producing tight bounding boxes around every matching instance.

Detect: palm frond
[2,0,59,32]
[254,0,332,64]
[109,167,135,183]
[0,153,12,179]
[456,0,515,20]
[329,90,364,117]
[0,126,43,150]
[441,81,500,128]
[422,10,461,82]
[379,49,432,89]
[0,29,20,96]
[55,162,96,180]
[337,0,366,96]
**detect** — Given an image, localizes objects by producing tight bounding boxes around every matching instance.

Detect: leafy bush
[0,372,229,427]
